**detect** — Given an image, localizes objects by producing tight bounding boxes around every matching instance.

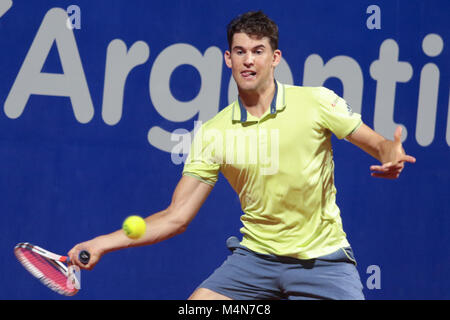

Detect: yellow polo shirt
[183,81,362,259]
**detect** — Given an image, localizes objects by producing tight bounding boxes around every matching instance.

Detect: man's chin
[236,80,258,92]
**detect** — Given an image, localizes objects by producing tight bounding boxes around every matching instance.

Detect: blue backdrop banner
[0,0,448,299]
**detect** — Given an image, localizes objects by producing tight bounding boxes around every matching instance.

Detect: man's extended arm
[68,175,213,269]
[346,123,416,179]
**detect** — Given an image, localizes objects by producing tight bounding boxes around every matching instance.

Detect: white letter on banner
[4,8,94,123]
[447,91,450,147]
[0,0,13,19]
[370,39,413,142]
[416,34,443,146]
[148,44,222,153]
[303,54,364,116]
[102,40,150,125]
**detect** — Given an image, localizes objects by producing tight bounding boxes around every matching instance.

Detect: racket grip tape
[79,250,90,265]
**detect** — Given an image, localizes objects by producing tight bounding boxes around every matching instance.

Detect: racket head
[14,242,79,296]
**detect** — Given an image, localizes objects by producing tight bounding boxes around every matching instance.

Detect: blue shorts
[198,236,365,300]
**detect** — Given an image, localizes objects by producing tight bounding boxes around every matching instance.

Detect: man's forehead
[231,32,271,49]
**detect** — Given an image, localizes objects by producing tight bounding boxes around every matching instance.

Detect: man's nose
[244,53,255,66]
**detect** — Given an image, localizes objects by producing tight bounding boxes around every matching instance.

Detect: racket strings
[15,247,77,296]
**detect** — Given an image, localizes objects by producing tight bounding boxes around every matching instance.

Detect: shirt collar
[232,80,286,123]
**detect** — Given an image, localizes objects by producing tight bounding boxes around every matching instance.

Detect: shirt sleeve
[314,87,363,139]
[182,124,220,186]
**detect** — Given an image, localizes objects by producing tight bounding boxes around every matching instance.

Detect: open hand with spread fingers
[370,126,416,179]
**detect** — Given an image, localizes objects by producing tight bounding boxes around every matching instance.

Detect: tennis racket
[14,242,90,296]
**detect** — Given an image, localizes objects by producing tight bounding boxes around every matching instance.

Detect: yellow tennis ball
[122,215,146,239]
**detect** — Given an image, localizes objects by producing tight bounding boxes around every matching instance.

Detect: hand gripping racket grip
[78,250,90,265]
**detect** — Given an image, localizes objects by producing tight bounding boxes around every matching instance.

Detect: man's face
[225,32,281,92]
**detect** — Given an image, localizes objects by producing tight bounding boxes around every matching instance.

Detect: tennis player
[69,11,416,300]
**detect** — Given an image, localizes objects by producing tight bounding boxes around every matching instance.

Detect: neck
[238,78,276,118]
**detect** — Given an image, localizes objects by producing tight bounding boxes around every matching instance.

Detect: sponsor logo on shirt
[346,103,354,115]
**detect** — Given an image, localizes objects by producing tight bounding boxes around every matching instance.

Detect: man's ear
[224,50,232,69]
[272,49,282,67]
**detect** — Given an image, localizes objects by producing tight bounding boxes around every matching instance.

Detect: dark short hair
[227,11,279,51]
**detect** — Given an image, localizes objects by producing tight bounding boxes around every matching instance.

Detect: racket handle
[78,250,90,265]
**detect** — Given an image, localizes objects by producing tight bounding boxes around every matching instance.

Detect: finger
[390,162,404,170]
[67,247,78,264]
[370,165,389,172]
[370,166,397,172]
[394,126,402,143]
[375,169,401,176]
[370,162,400,171]
[371,166,402,174]
[372,159,408,170]
[390,163,404,171]
[370,162,392,170]
[370,168,402,175]
[82,257,96,271]
[399,155,416,163]
[69,248,87,269]
[392,157,415,167]
[371,172,400,179]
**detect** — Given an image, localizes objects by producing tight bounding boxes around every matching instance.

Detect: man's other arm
[68,175,213,269]
[346,123,416,179]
